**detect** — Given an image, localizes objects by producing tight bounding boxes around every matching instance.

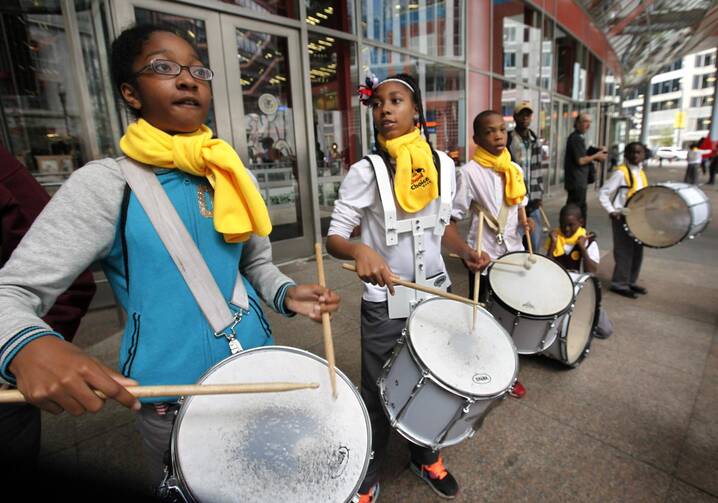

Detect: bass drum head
[564,273,599,365]
[488,252,574,318]
[172,347,371,503]
[407,297,518,398]
[625,185,692,248]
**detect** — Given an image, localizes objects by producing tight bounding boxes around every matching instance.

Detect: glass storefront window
[492,0,540,87]
[305,1,354,33]
[0,0,111,186]
[541,16,553,90]
[362,46,466,162]
[219,0,297,18]
[362,0,464,61]
[307,34,360,233]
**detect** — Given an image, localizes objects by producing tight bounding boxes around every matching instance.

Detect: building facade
[622,48,716,148]
[0,0,623,262]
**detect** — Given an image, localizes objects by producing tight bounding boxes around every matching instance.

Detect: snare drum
[624,183,711,248]
[543,272,600,368]
[379,297,517,450]
[164,347,371,503]
[486,252,575,354]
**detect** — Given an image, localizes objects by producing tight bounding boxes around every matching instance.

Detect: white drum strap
[366,153,451,283]
[118,158,247,353]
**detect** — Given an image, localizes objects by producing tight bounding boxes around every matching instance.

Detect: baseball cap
[514,101,533,115]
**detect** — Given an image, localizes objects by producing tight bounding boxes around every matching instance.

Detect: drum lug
[394,373,428,424]
[157,465,187,502]
[432,398,474,450]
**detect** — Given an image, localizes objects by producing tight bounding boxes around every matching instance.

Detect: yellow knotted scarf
[552,226,587,257]
[472,146,526,205]
[120,119,272,243]
[378,127,438,213]
[616,164,648,199]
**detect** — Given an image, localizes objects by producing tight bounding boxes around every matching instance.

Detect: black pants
[709,158,718,185]
[611,216,643,289]
[685,164,699,184]
[0,403,41,476]
[359,300,438,492]
[467,270,489,302]
[566,186,588,223]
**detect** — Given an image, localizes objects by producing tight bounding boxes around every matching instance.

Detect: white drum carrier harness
[364,153,452,319]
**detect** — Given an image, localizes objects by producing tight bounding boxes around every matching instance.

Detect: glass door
[221,16,313,259]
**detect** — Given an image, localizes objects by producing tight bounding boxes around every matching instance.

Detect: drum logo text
[472,373,491,384]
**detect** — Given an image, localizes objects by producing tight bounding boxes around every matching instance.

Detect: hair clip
[358,74,379,106]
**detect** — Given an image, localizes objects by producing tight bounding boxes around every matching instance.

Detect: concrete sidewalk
[34,165,717,502]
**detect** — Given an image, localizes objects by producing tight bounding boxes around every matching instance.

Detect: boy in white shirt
[443,110,533,398]
[598,142,648,299]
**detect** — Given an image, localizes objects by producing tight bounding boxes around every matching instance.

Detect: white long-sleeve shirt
[451,159,528,260]
[327,152,456,302]
[598,164,646,214]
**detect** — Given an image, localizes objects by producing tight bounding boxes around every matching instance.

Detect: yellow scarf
[617,164,648,199]
[378,128,438,213]
[551,226,587,257]
[120,119,272,243]
[472,146,526,205]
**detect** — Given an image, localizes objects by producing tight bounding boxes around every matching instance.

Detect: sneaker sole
[409,463,457,500]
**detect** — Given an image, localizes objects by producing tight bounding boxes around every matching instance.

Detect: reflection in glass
[492,0,540,86]
[305,0,354,33]
[362,0,463,60]
[135,8,217,132]
[234,28,303,241]
[362,46,466,162]
[219,0,297,18]
[0,1,106,187]
[308,35,359,234]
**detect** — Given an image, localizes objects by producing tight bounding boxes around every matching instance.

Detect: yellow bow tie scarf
[617,164,648,199]
[120,119,272,243]
[378,128,438,213]
[472,147,526,206]
[552,226,587,258]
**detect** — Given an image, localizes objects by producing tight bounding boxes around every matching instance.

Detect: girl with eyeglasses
[0,24,340,485]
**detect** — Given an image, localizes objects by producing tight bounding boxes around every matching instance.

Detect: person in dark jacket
[563,113,607,222]
[0,145,96,476]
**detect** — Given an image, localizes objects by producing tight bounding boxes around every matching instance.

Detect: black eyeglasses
[134,59,214,81]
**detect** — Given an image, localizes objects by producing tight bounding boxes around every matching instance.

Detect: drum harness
[363,152,452,320]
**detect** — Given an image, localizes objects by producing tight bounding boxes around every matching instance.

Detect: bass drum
[542,272,600,368]
[624,182,711,248]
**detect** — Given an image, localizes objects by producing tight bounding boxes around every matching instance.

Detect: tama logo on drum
[472,373,491,384]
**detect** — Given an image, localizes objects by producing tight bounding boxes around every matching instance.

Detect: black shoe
[410,456,459,499]
[609,286,637,299]
[629,284,647,295]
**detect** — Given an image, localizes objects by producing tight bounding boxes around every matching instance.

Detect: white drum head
[407,298,518,397]
[173,347,371,503]
[565,273,598,363]
[488,252,574,317]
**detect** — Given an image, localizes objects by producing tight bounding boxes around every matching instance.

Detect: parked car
[653,146,688,161]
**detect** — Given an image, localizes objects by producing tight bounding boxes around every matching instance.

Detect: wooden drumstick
[447,253,525,268]
[315,243,337,399]
[518,206,536,262]
[0,382,320,404]
[538,205,551,231]
[341,263,481,307]
[472,211,484,330]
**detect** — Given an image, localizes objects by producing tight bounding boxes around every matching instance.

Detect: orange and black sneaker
[508,379,526,398]
[409,455,459,499]
[353,483,380,503]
